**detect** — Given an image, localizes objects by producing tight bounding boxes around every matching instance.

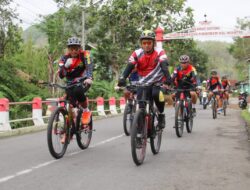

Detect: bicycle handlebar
[40,76,88,90]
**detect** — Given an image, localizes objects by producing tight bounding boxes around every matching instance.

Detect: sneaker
[158,113,165,129]
[81,111,91,125]
[217,108,223,114]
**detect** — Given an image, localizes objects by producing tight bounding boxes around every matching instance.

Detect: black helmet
[67,37,81,46]
[179,55,190,63]
[211,70,217,75]
[139,30,155,40]
[222,75,227,80]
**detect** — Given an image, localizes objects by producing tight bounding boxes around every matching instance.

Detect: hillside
[196,40,238,80]
[22,25,47,47]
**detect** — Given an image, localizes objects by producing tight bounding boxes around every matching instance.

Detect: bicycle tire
[123,104,133,136]
[211,98,217,119]
[76,110,93,149]
[150,111,162,154]
[223,100,227,116]
[47,107,69,159]
[203,97,207,109]
[186,104,193,133]
[175,102,184,137]
[131,109,147,166]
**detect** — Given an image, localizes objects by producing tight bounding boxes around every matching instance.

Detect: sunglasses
[69,46,80,51]
[142,41,152,45]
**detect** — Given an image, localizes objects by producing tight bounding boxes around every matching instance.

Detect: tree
[88,0,195,81]
[229,17,250,80]
[0,0,22,60]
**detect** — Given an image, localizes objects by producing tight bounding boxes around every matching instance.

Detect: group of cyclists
[57,30,231,143]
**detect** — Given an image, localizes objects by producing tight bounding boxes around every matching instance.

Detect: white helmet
[67,37,81,47]
[179,55,190,63]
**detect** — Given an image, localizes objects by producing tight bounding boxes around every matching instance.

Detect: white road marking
[0,134,124,184]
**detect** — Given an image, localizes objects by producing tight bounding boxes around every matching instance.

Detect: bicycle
[123,85,137,136]
[43,77,93,159]
[173,89,194,138]
[130,82,164,166]
[210,89,219,119]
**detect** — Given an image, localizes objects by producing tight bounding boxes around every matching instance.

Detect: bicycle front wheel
[123,104,133,136]
[76,111,93,149]
[47,107,69,159]
[131,109,147,166]
[211,99,217,119]
[175,102,184,138]
[150,112,162,154]
[223,100,227,116]
[186,110,193,133]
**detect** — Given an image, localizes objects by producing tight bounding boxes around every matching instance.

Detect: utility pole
[81,9,85,49]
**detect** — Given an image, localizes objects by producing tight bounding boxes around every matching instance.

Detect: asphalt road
[0,103,249,190]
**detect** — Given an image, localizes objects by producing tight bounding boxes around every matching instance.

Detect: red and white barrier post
[0,98,11,131]
[96,97,106,116]
[32,97,44,126]
[109,97,118,114]
[119,97,126,113]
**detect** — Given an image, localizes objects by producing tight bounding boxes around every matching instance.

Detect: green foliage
[88,80,120,99]
[0,0,23,59]
[196,41,238,80]
[229,17,250,80]
[88,0,195,80]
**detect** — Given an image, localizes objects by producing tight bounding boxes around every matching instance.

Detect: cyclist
[221,75,231,105]
[58,36,93,143]
[205,70,223,113]
[117,30,171,129]
[172,55,198,114]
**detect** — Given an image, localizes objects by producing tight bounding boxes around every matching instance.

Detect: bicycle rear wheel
[175,102,184,137]
[150,112,162,154]
[47,107,69,159]
[76,110,93,149]
[131,109,147,166]
[123,104,133,136]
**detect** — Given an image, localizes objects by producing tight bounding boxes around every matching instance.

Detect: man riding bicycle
[205,70,223,113]
[172,55,198,114]
[58,36,93,143]
[117,30,171,129]
[221,75,231,105]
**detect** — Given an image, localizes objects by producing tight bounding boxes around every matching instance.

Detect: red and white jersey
[128,47,168,84]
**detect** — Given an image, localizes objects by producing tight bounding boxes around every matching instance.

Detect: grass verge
[241,109,250,140]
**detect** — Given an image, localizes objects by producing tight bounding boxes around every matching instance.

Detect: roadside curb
[0,114,122,139]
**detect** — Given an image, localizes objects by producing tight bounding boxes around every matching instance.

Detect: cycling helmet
[139,30,155,40]
[211,70,217,75]
[179,55,190,63]
[202,80,207,84]
[67,37,81,47]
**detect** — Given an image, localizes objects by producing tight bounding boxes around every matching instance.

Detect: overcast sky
[12,0,250,41]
